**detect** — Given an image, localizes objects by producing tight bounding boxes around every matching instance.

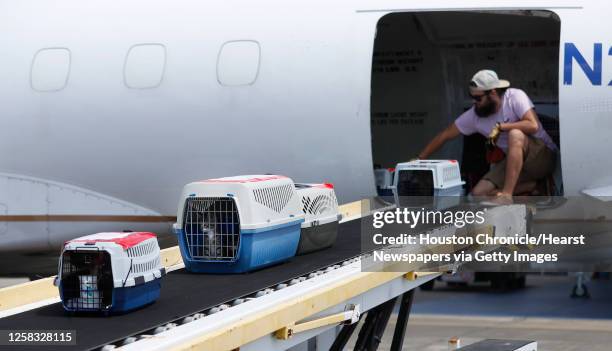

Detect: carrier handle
[73,246,101,252]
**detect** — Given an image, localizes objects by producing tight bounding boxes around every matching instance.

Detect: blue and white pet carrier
[174,175,305,273]
[56,232,164,314]
[393,160,465,209]
[374,168,395,197]
[294,183,340,255]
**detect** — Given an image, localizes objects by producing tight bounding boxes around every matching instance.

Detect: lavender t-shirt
[454,88,557,152]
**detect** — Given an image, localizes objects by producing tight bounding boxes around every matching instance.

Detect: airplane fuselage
[0,0,610,251]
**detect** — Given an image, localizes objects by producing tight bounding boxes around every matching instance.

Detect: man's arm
[417,122,461,159]
[500,108,539,134]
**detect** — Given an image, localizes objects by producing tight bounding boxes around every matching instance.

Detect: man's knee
[508,128,526,144]
[471,187,488,196]
[507,129,528,152]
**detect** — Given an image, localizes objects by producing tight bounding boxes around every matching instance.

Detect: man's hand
[488,122,502,146]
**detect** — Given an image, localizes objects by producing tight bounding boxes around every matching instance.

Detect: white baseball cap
[469,70,510,91]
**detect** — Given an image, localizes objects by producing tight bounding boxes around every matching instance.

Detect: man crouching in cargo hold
[417,70,557,203]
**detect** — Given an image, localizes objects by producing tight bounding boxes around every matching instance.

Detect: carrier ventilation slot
[301,194,336,215]
[126,240,156,258]
[443,166,460,183]
[252,184,294,212]
[132,257,161,273]
[182,197,240,261]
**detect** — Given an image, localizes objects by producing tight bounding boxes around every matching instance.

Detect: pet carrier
[174,175,305,273]
[294,183,340,255]
[374,168,395,197]
[56,232,164,314]
[393,160,465,209]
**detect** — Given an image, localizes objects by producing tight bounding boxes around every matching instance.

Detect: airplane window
[124,44,166,89]
[217,40,261,86]
[30,48,71,92]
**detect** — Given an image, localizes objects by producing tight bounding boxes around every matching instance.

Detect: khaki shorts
[483,137,556,189]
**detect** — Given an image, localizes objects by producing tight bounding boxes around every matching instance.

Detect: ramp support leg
[329,314,363,351]
[390,290,415,351]
[354,296,397,351]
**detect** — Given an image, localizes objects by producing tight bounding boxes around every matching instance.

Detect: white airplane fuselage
[0,0,610,251]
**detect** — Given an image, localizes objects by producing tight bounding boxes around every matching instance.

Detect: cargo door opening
[371,11,562,195]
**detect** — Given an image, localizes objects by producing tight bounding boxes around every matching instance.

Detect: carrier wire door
[60,249,114,312]
[183,197,241,261]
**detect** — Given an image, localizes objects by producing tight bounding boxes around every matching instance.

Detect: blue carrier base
[60,279,161,314]
[178,221,302,274]
[376,187,394,197]
[111,279,161,313]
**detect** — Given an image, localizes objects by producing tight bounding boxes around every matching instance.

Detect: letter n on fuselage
[563,43,604,86]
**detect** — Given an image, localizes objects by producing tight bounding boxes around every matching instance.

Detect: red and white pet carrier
[56,232,164,313]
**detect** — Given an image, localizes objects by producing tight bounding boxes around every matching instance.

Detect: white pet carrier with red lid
[57,232,164,313]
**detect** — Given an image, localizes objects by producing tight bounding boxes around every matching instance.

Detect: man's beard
[475,101,497,117]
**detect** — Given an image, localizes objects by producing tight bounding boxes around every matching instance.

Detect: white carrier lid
[61,232,164,288]
[201,175,289,185]
[178,175,304,230]
[64,232,156,250]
